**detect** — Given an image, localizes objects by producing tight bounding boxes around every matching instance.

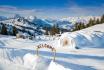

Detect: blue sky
[0,0,104,18]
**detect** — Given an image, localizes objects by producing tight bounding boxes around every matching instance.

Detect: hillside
[0,23,104,70]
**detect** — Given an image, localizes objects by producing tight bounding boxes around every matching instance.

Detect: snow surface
[23,53,70,70]
[48,61,71,70]
[23,53,51,70]
[0,23,104,70]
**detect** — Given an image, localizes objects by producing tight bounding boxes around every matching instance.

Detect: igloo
[59,32,77,49]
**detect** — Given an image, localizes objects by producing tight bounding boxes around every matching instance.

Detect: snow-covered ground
[0,23,104,70]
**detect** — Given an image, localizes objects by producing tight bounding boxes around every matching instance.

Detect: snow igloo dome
[59,32,77,49]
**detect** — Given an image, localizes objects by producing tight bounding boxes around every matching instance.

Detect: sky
[0,0,104,18]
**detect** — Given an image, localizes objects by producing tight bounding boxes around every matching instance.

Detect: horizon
[0,0,104,18]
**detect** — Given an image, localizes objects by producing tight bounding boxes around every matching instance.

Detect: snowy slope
[0,23,104,70]
[59,23,104,49]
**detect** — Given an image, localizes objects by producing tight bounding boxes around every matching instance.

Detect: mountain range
[0,14,99,36]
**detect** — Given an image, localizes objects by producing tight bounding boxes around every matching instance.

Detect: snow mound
[72,31,104,48]
[23,53,51,70]
[48,61,71,70]
[23,53,71,70]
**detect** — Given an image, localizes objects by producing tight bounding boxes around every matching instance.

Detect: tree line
[44,24,60,35]
[44,14,104,35]
[73,14,104,31]
[0,23,18,36]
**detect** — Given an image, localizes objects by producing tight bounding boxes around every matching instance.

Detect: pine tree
[1,24,8,35]
[80,23,85,29]
[96,18,100,24]
[44,27,49,35]
[50,24,59,35]
[88,18,94,26]
[93,17,96,25]
[72,14,104,32]
[12,26,18,36]
[50,25,56,35]
[100,14,104,23]
[55,24,60,34]
[73,22,80,31]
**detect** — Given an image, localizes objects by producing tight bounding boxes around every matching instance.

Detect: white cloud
[0,5,17,10]
[0,5,104,18]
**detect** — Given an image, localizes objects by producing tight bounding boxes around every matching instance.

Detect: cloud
[0,5,38,17]
[0,5,104,18]
[0,5,17,10]
[68,5,104,16]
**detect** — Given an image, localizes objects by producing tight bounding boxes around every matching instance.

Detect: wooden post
[53,49,56,61]
[36,48,39,56]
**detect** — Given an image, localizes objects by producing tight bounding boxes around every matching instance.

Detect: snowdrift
[59,25,104,49]
[23,53,51,70]
[0,47,72,70]
[23,53,71,70]
[48,61,71,70]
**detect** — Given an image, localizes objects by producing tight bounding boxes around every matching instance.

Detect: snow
[23,53,70,70]
[23,53,50,70]
[59,24,104,49]
[0,23,104,70]
[61,16,100,24]
[48,61,71,70]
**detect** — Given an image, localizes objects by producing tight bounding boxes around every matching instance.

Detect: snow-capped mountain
[55,20,74,30]
[61,16,100,24]
[44,19,74,30]
[0,15,73,35]
[0,15,100,36]
[0,17,45,35]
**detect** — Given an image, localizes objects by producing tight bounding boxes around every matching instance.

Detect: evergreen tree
[44,27,49,35]
[73,22,80,31]
[50,24,60,35]
[12,26,18,36]
[50,25,56,35]
[100,14,104,23]
[96,18,100,24]
[55,24,60,34]
[72,14,104,32]
[93,17,96,25]
[89,18,94,26]
[80,23,85,29]
[1,24,8,35]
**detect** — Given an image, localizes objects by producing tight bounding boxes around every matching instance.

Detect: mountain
[56,20,74,30]
[0,15,100,36]
[61,16,100,24]
[0,17,42,36]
